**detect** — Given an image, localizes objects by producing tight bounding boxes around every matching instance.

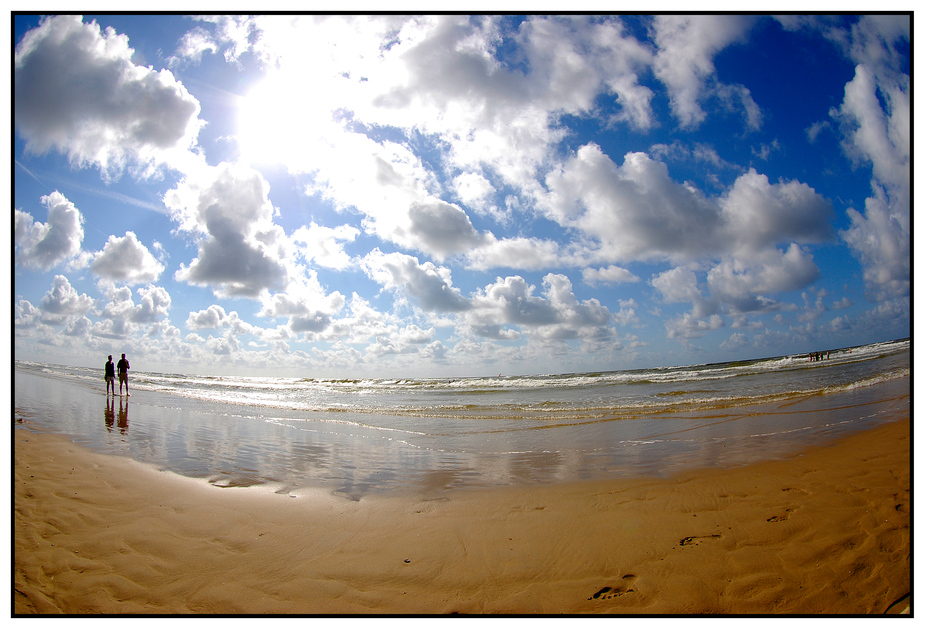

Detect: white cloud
[97,283,171,337]
[222,15,659,220]
[168,26,217,66]
[291,223,359,270]
[469,273,611,340]
[186,304,257,337]
[833,19,910,301]
[706,244,820,314]
[91,231,165,284]
[366,324,436,358]
[842,190,909,300]
[465,235,564,271]
[543,147,723,262]
[582,265,639,286]
[664,312,724,339]
[651,15,757,129]
[453,172,497,216]
[132,285,172,324]
[186,304,229,329]
[651,266,703,305]
[362,250,470,313]
[612,299,641,327]
[544,147,833,278]
[167,162,290,298]
[720,170,834,256]
[38,275,94,323]
[258,271,346,334]
[15,299,40,329]
[15,191,87,271]
[14,15,202,179]
[406,200,485,259]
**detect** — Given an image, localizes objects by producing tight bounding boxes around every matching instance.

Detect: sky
[12,13,911,378]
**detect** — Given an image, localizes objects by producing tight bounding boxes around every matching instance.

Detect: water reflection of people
[117,398,129,435]
[104,397,115,432]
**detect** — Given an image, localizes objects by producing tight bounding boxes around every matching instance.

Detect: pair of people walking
[105,353,130,397]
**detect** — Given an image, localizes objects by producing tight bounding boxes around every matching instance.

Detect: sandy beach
[14,407,910,616]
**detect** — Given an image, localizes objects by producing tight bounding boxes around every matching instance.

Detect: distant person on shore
[117,353,130,397]
[104,355,116,396]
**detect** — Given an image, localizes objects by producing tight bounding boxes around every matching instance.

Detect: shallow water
[14,339,910,498]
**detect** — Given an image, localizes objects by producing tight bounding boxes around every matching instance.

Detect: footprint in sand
[588,574,637,600]
[767,508,793,522]
[678,534,721,547]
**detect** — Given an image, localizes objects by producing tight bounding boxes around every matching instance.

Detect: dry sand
[14,415,910,615]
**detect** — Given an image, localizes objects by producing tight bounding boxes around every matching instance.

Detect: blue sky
[13,14,911,377]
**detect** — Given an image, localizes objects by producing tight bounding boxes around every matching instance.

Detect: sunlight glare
[236,71,337,167]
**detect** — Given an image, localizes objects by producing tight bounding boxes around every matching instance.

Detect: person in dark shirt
[117,353,130,397]
[104,355,116,396]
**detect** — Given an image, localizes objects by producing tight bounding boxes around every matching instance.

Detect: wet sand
[14,412,910,615]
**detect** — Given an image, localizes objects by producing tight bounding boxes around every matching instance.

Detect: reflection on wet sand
[105,398,128,435]
[104,398,114,432]
[15,364,911,497]
[117,399,128,434]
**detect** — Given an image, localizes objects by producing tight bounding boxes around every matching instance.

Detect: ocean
[14,338,910,499]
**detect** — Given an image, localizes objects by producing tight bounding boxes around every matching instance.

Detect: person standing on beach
[117,353,130,397]
[104,355,116,396]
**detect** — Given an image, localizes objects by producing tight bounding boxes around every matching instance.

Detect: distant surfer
[104,355,116,396]
[117,353,130,397]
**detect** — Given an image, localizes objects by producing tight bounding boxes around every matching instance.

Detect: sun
[236,71,336,168]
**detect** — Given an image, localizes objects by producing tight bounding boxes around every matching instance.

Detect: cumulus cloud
[543,146,833,273]
[363,250,471,313]
[465,235,564,271]
[186,304,229,329]
[132,285,172,324]
[291,222,359,270]
[453,172,499,218]
[834,59,910,300]
[651,266,705,307]
[217,15,661,225]
[97,283,171,337]
[15,191,87,271]
[790,14,910,303]
[167,162,290,298]
[651,15,758,129]
[14,15,202,179]
[720,169,834,255]
[15,299,40,329]
[257,272,346,335]
[91,231,165,284]
[468,273,611,341]
[706,244,820,313]
[366,324,436,358]
[186,304,257,338]
[652,241,821,327]
[582,265,639,286]
[291,129,485,261]
[38,275,94,323]
[665,312,724,340]
[406,200,485,259]
[543,147,722,261]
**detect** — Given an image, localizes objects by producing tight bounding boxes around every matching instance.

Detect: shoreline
[14,412,910,615]
[13,368,912,497]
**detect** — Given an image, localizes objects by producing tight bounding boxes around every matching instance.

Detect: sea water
[14,339,910,498]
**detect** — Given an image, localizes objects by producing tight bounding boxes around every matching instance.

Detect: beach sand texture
[14,413,909,615]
